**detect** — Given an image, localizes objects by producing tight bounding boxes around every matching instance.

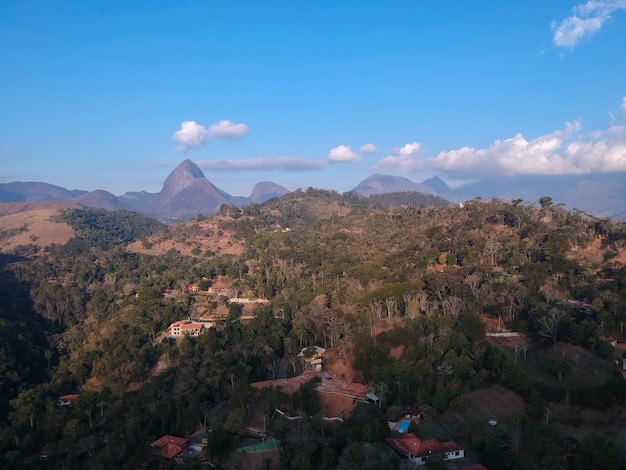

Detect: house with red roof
[151,435,189,460]
[58,394,79,407]
[387,435,464,465]
[208,284,227,294]
[168,320,204,337]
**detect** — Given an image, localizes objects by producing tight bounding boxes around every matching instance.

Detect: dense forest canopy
[1,193,626,469]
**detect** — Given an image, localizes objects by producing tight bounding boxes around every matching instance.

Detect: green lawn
[416,421,448,441]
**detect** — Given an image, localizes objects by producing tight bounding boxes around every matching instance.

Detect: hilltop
[0,192,625,468]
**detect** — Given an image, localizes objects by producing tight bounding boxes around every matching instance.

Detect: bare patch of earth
[0,207,75,254]
[127,220,245,257]
[0,201,80,217]
[251,371,367,421]
[324,345,359,383]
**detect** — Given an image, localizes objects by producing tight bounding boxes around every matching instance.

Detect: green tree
[538,196,553,208]
[547,359,571,381]
[204,425,234,462]
[9,386,46,431]
[456,313,486,342]
[76,390,99,428]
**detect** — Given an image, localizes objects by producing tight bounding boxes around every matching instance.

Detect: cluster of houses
[150,427,472,467]
[47,275,75,287]
[147,371,480,467]
[162,283,228,300]
[158,283,477,467]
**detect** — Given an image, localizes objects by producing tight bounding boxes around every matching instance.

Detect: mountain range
[0,160,292,222]
[1,159,625,221]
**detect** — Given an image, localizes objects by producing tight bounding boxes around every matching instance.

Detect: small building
[151,435,189,460]
[387,435,464,465]
[168,320,204,337]
[185,284,200,293]
[58,394,79,407]
[601,336,618,347]
[299,346,326,371]
[366,392,380,404]
[208,285,227,294]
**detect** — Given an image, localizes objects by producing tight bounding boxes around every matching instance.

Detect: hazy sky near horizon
[1,0,626,196]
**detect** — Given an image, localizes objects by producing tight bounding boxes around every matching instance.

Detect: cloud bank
[173,119,249,152]
[197,157,327,172]
[375,142,424,171]
[375,103,626,179]
[551,0,626,47]
[196,143,368,172]
[176,100,626,180]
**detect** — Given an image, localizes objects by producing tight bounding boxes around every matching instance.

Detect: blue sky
[1,0,625,197]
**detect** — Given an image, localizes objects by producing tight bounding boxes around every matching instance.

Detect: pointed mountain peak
[175,159,205,178]
[421,176,450,194]
[161,160,206,197]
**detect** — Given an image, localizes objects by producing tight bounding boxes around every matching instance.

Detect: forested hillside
[1,191,625,469]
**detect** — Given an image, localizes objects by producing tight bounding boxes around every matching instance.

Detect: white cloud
[559,124,626,173]
[173,121,210,153]
[382,116,626,179]
[208,120,249,138]
[172,119,249,152]
[552,0,626,47]
[197,157,327,171]
[327,145,361,162]
[621,96,626,114]
[360,143,377,154]
[375,142,424,171]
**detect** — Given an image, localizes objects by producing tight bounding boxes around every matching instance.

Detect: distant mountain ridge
[2,161,625,221]
[0,182,87,202]
[73,190,133,211]
[351,173,436,197]
[0,160,291,222]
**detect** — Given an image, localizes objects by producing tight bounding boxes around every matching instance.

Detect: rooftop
[387,435,463,458]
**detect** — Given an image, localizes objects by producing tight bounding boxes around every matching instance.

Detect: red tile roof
[387,435,463,459]
[169,320,203,331]
[59,394,80,406]
[151,435,189,460]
